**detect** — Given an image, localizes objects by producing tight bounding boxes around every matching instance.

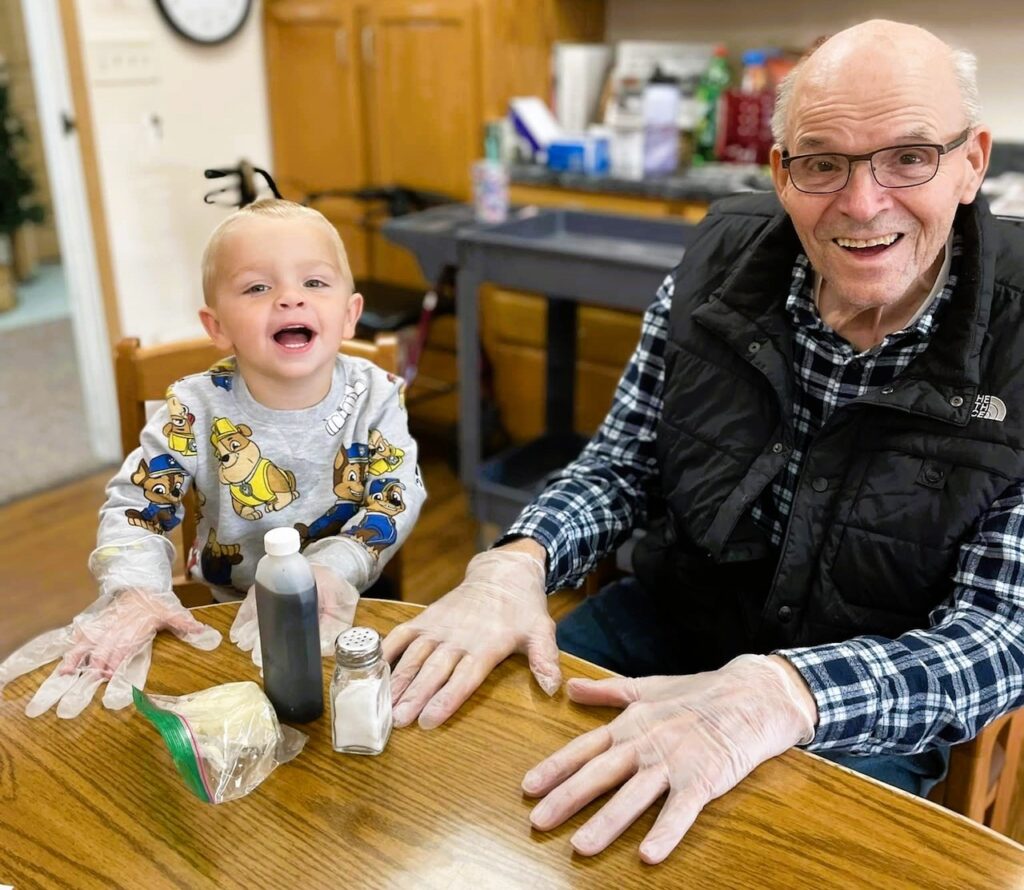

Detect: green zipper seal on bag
[133,686,213,804]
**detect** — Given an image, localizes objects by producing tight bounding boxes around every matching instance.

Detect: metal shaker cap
[335,626,383,668]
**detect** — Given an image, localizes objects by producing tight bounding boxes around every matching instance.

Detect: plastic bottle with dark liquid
[254,527,323,723]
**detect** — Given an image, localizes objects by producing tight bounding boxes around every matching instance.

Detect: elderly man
[384,19,1021,863]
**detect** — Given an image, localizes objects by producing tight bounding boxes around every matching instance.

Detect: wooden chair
[928,708,1024,834]
[114,334,403,606]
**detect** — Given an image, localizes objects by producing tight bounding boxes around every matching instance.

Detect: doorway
[0,0,119,504]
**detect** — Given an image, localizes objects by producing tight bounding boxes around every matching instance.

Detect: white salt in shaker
[331,627,393,755]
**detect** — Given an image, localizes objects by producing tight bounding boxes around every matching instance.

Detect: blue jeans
[556,576,949,798]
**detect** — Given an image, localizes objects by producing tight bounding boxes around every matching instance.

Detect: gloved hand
[522,654,818,864]
[230,565,359,667]
[383,547,561,730]
[0,588,221,719]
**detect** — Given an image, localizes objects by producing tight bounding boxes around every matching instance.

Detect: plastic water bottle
[254,527,323,723]
[642,66,681,176]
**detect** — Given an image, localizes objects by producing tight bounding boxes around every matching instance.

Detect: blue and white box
[546,135,611,175]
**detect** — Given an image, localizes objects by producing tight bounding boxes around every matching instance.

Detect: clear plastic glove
[383,548,561,730]
[522,654,817,864]
[230,565,359,667]
[0,588,222,719]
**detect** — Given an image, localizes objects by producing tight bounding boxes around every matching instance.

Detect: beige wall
[74,0,272,345]
[605,0,1024,141]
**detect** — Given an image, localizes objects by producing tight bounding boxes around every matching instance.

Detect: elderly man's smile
[832,232,905,257]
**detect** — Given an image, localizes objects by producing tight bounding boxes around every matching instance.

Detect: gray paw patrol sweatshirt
[91,355,424,599]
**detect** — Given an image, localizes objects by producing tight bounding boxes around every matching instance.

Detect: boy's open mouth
[833,232,903,257]
[273,325,316,348]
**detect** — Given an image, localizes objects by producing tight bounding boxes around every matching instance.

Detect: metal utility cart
[385,206,696,529]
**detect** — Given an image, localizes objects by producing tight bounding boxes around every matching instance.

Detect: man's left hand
[521,654,817,864]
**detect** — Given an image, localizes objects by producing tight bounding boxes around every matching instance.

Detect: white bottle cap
[264,527,300,556]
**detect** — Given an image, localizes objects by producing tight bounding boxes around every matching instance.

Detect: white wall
[75,0,272,345]
[605,0,1024,141]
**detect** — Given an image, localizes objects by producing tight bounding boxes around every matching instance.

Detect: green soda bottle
[694,44,731,163]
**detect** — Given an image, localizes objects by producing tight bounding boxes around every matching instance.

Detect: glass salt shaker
[331,627,393,755]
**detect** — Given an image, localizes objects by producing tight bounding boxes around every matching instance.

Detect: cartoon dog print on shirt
[344,477,406,555]
[163,390,197,457]
[295,442,369,547]
[206,358,236,391]
[210,417,299,520]
[125,454,186,534]
[200,528,243,586]
[367,428,405,476]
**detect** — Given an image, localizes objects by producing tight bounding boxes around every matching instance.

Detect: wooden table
[3,600,1024,889]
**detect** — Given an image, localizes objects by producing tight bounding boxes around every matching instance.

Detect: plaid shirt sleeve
[502,274,672,591]
[779,482,1024,753]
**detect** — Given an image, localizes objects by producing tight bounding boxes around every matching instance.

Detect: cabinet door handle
[361,26,374,65]
[335,27,348,65]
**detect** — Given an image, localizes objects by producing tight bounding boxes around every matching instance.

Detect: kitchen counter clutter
[509,161,773,203]
[510,140,1024,205]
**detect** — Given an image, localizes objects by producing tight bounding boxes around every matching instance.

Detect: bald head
[772,20,980,147]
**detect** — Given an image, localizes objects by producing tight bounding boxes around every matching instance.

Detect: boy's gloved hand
[0,588,222,719]
[522,654,818,864]
[383,548,561,730]
[230,565,359,667]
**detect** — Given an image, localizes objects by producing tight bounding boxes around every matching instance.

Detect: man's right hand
[383,544,561,729]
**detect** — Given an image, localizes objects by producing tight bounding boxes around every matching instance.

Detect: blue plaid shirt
[507,238,1024,753]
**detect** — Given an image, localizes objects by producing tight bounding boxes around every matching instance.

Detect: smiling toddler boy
[93,198,423,646]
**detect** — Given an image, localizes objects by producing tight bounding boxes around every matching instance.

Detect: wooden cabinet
[360,0,481,200]
[264,0,366,198]
[485,289,646,441]
[265,0,603,207]
[357,0,603,199]
[304,195,373,279]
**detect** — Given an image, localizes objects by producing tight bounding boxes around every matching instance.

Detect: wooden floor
[4,432,1024,845]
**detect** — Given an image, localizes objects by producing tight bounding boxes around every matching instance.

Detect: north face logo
[972,394,1007,421]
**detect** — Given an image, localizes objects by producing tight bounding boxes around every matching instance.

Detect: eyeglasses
[780,128,972,194]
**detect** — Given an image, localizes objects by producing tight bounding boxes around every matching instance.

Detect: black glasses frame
[780,128,972,194]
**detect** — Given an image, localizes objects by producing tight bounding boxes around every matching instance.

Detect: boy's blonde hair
[201,198,354,304]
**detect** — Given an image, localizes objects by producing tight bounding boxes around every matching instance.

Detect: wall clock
[154,0,253,46]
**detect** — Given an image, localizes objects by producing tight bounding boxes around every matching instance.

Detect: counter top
[509,162,773,203]
[511,141,1024,204]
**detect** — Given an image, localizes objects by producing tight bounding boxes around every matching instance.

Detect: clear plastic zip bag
[133,681,307,803]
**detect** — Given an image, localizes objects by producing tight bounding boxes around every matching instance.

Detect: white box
[552,42,612,133]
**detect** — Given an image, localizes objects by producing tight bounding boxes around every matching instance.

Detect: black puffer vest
[632,192,1024,667]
